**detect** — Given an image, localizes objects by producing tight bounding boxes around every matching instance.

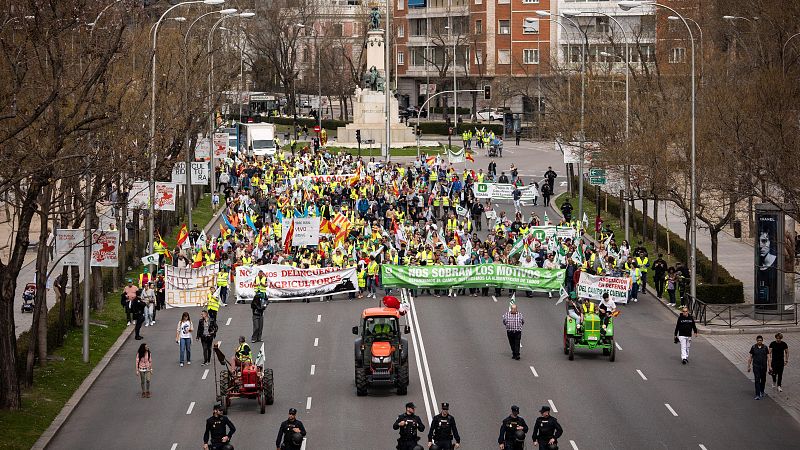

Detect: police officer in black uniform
[531,405,563,449]
[498,405,529,450]
[276,408,307,450]
[203,404,236,450]
[393,402,426,450]
[427,402,461,449]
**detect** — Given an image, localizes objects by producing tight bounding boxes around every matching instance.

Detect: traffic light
[483,85,491,100]
[356,129,361,144]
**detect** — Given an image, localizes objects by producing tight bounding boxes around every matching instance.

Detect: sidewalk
[705,332,800,424]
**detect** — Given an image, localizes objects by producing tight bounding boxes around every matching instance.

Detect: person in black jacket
[531,405,563,449]
[276,408,306,450]
[131,296,146,340]
[393,402,425,450]
[498,405,528,450]
[196,310,217,365]
[251,292,268,343]
[203,404,236,450]
[427,402,461,449]
[674,306,698,364]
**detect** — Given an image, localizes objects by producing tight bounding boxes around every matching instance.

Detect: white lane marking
[492,295,498,303]
[547,399,558,413]
[314,338,319,347]
[316,314,321,322]
[665,403,678,417]
[306,396,312,410]
[225,317,231,326]
[310,364,316,375]
[300,438,307,450]
[570,440,579,450]
[615,341,622,351]
[202,369,209,380]
[529,365,539,377]
[698,445,707,450]
[186,401,195,415]
[170,444,178,450]
[636,369,647,381]
[407,298,436,425]
[411,298,439,415]
[261,342,265,356]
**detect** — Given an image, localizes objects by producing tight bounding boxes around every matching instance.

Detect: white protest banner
[472,183,537,201]
[165,265,219,307]
[91,230,119,267]
[129,181,150,209]
[299,174,357,183]
[455,205,468,217]
[235,264,358,301]
[171,162,186,184]
[448,147,464,164]
[195,137,211,160]
[191,161,209,185]
[282,217,320,247]
[154,182,177,211]
[55,229,83,266]
[528,226,577,242]
[141,253,160,266]
[213,132,228,161]
[576,272,632,305]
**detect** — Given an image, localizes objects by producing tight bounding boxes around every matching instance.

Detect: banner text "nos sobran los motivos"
[380,264,565,291]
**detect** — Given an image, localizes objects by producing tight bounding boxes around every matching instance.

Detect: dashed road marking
[637,369,647,381]
[301,438,307,450]
[310,364,316,375]
[202,369,209,380]
[570,440,579,450]
[317,314,321,322]
[698,445,707,450]
[306,396,312,410]
[547,399,558,413]
[665,403,678,416]
[492,295,498,303]
[615,341,622,351]
[170,444,178,450]
[186,401,195,415]
[225,317,231,326]
[529,365,539,377]
[314,338,319,347]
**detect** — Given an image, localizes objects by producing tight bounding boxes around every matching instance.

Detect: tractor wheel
[609,338,616,362]
[264,368,275,405]
[568,337,575,361]
[218,370,230,398]
[602,347,610,355]
[396,363,409,396]
[563,325,569,355]
[355,366,368,396]
[259,391,266,414]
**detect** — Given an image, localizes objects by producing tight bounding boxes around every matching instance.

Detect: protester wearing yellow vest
[635,251,650,291]
[366,259,379,299]
[216,268,229,305]
[206,286,220,325]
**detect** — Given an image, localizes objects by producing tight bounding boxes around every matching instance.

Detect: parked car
[476,108,504,121]
[400,106,427,120]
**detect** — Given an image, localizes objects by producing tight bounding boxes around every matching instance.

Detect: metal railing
[686,296,799,328]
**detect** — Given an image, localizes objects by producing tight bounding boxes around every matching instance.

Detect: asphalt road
[46,143,800,449]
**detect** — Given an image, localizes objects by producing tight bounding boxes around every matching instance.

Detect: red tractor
[213,343,274,414]
[352,296,411,396]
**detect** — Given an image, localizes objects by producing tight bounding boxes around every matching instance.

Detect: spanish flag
[176,224,188,248]
[219,224,230,239]
[426,155,436,165]
[283,219,295,253]
[156,232,172,260]
[466,152,475,163]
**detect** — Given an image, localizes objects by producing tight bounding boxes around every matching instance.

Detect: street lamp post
[149,0,224,266]
[619,0,696,302]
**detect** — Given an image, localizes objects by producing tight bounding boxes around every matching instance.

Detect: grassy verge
[0,194,216,450]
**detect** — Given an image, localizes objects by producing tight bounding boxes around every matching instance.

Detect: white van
[240,123,276,157]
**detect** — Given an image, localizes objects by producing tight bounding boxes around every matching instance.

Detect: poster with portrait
[756,212,778,307]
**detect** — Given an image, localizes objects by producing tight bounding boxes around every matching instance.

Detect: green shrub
[266,116,346,131]
[697,282,745,304]
[16,294,75,375]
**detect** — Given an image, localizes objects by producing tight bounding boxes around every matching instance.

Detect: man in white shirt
[599,292,617,312]
[520,253,537,298]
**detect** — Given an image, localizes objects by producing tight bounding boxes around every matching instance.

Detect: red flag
[283,219,295,253]
[466,153,474,163]
[176,224,188,247]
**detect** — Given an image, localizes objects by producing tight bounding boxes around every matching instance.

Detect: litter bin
[733,219,742,238]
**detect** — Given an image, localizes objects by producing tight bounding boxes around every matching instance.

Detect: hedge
[416,121,504,136]
[581,181,744,304]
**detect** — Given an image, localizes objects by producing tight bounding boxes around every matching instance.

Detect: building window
[522,18,539,34]
[669,47,686,63]
[596,17,610,34]
[398,51,405,65]
[474,49,483,65]
[497,49,510,64]
[333,23,344,37]
[475,19,482,35]
[410,18,426,36]
[498,20,510,35]
[475,0,482,4]
[498,0,510,4]
[522,0,539,3]
[398,24,405,38]
[523,48,539,64]
[397,0,404,10]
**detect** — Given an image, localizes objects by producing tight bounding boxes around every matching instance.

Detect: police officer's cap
[213,404,223,411]
[539,405,551,413]
[288,408,297,414]
[405,402,416,409]
[511,405,520,412]
[441,402,449,410]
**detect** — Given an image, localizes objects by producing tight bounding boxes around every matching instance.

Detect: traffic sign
[589,168,606,185]
[313,125,321,133]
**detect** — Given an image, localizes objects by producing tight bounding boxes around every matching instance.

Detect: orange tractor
[352,296,411,396]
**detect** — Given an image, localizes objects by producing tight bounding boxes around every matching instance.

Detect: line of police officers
[393,402,563,450]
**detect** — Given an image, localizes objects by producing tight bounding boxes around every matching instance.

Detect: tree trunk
[57,266,68,347]
[653,195,660,252]
[91,267,104,310]
[642,197,649,243]
[685,220,691,269]
[748,195,754,238]
[710,228,720,284]
[71,265,81,326]
[619,190,624,225]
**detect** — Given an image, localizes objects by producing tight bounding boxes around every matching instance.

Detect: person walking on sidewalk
[135,343,153,398]
[769,333,789,392]
[748,335,770,400]
[674,307,697,364]
[502,304,525,360]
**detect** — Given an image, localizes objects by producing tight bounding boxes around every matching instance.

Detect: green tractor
[563,311,616,361]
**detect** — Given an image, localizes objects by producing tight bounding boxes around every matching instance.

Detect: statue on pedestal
[369,7,381,30]
[362,65,385,93]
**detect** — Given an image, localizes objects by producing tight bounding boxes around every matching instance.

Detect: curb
[33,326,134,450]
[33,204,225,449]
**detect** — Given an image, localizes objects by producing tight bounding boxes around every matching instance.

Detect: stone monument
[336,8,417,148]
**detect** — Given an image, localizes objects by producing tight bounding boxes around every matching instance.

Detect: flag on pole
[245,214,258,231]
[543,211,550,225]
[284,219,295,253]
[556,286,569,305]
[582,212,589,229]
[141,253,159,266]
[176,224,188,248]
[509,235,527,258]
[221,214,236,232]
[426,155,436,166]
[197,230,207,249]
[465,152,474,163]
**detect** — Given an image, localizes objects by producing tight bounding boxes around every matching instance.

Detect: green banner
[381,264,565,291]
